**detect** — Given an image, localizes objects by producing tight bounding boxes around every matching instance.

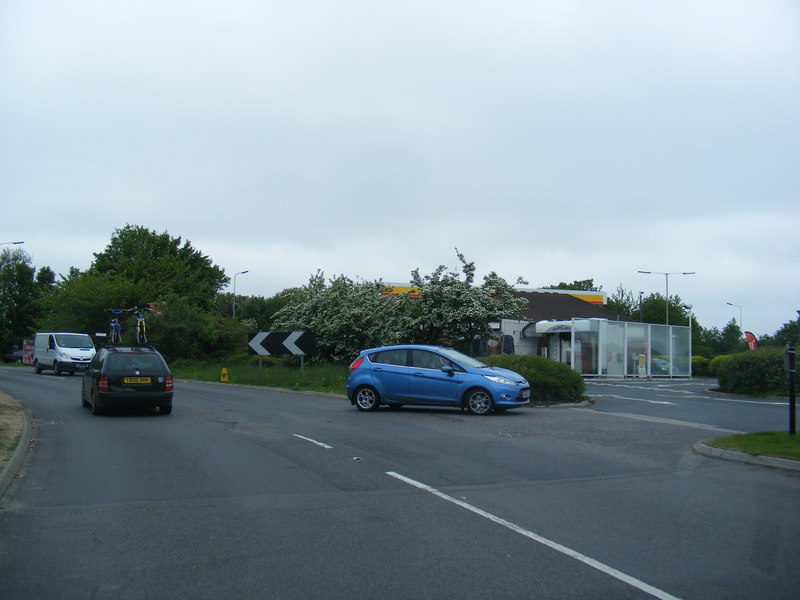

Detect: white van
[33,332,96,375]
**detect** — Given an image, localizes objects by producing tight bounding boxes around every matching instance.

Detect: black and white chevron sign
[248,331,315,356]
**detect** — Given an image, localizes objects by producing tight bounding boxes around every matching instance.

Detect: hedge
[481,354,585,403]
[691,356,711,377]
[716,348,789,396]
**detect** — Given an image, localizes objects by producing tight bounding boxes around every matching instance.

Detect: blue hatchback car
[346,344,530,415]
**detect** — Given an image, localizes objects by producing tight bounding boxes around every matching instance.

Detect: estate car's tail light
[98,376,110,392]
[349,357,364,371]
[165,376,174,392]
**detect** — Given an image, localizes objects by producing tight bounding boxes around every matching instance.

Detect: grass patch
[706,431,800,461]
[170,359,349,395]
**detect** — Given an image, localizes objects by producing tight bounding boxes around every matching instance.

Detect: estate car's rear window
[107,353,164,373]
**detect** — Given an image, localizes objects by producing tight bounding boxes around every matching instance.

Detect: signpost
[786,345,796,435]
[248,331,316,373]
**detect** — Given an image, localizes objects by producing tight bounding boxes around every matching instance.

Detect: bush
[480,354,585,403]
[717,348,788,396]
[146,295,248,363]
[709,355,730,378]
[692,356,711,377]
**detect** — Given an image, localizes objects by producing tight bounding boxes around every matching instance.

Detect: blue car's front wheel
[465,388,492,415]
[354,386,380,411]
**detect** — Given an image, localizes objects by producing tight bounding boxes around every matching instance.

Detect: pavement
[0,393,33,499]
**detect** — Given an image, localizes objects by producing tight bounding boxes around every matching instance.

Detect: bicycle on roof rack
[103,308,129,344]
[131,306,151,345]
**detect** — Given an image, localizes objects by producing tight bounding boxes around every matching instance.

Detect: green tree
[41,225,231,340]
[0,247,39,349]
[700,319,746,355]
[236,294,293,330]
[544,278,600,291]
[772,316,800,347]
[607,285,639,320]
[90,224,229,309]
[146,294,247,362]
[37,270,140,336]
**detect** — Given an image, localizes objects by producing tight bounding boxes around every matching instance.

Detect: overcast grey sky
[2,0,798,337]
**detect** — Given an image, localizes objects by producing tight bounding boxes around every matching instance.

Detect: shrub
[709,355,730,378]
[480,354,585,403]
[692,356,711,377]
[716,348,788,396]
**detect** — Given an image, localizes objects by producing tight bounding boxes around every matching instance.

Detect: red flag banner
[745,331,758,351]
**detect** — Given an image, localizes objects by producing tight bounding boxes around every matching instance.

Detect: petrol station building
[497,290,691,378]
[383,285,691,378]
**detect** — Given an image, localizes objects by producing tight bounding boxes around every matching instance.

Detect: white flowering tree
[273,252,527,363]
[272,271,412,363]
[409,250,526,354]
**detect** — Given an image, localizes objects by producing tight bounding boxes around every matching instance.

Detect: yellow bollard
[220,368,229,383]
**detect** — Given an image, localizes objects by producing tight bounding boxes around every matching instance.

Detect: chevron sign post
[248,331,315,357]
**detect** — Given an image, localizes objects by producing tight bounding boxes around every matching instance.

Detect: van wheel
[53,362,61,376]
[34,360,42,374]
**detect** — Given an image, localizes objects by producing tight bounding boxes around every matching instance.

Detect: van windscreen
[54,334,93,349]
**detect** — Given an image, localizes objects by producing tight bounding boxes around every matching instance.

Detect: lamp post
[232,270,249,318]
[726,302,743,336]
[682,304,694,378]
[638,270,695,325]
[638,291,644,322]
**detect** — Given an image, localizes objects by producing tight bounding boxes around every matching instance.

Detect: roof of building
[512,290,632,322]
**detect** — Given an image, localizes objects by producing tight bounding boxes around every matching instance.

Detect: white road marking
[587,410,743,433]
[292,434,333,449]
[386,471,684,600]
[592,394,674,405]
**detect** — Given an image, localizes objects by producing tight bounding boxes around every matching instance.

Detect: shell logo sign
[381,285,420,298]
[568,292,606,305]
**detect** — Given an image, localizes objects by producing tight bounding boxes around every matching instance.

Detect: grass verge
[170,359,349,395]
[705,431,800,461]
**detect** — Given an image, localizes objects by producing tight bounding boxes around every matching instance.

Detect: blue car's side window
[411,350,448,370]
[369,349,408,366]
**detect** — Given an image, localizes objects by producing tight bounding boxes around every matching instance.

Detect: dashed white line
[292,434,333,449]
[386,471,684,600]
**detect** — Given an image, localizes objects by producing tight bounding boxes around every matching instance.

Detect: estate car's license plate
[522,389,530,399]
[123,376,151,384]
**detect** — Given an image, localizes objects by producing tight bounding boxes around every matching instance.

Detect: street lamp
[232,270,249,318]
[638,291,644,322]
[682,304,693,377]
[726,302,743,336]
[638,270,695,325]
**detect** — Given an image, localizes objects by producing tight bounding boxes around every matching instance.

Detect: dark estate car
[81,346,174,415]
[346,344,530,415]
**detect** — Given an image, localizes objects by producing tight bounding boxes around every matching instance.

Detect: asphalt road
[584,378,795,434]
[1,368,798,599]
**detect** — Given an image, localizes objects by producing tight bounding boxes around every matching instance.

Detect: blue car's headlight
[483,374,517,386]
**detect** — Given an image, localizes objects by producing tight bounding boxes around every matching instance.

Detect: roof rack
[102,343,158,351]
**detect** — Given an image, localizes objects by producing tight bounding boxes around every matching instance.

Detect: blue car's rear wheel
[354,386,380,411]
[465,388,492,415]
